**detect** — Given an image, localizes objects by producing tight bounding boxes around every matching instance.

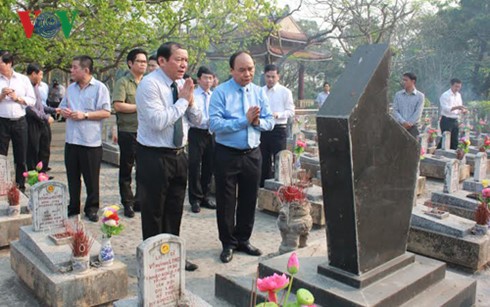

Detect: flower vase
[473,224,488,236]
[98,237,114,266]
[72,254,90,273]
[8,204,21,217]
[456,149,465,160]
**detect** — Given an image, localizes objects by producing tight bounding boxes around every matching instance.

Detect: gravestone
[0,155,11,195]
[473,152,487,182]
[275,150,293,185]
[30,181,68,232]
[442,131,451,150]
[443,159,460,194]
[137,234,188,307]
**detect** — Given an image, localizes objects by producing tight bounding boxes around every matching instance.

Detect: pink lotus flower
[296,140,306,148]
[37,172,49,182]
[483,188,490,198]
[287,252,299,275]
[257,273,290,303]
[36,161,43,172]
[23,172,28,178]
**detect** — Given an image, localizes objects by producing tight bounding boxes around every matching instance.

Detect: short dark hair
[450,78,462,85]
[127,48,147,69]
[403,72,417,83]
[73,55,94,74]
[264,64,279,74]
[197,66,213,78]
[323,81,330,87]
[229,51,253,69]
[0,50,14,66]
[26,63,42,75]
[149,55,157,62]
[157,42,184,62]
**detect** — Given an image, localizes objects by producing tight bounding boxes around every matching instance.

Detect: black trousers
[0,117,27,189]
[118,131,138,208]
[439,116,459,150]
[188,128,215,204]
[26,117,50,171]
[64,143,102,215]
[39,123,52,171]
[136,144,187,240]
[214,144,261,249]
[259,125,287,187]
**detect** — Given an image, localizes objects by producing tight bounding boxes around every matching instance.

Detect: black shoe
[201,199,217,210]
[86,212,99,222]
[191,202,201,213]
[236,243,262,256]
[185,260,198,271]
[67,209,79,217]
[133,203,141,212]
[220,248,234,263]
[124,205,135,218]
[48,176,54,180]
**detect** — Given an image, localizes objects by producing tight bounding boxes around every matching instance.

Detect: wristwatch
[84,112,89,120]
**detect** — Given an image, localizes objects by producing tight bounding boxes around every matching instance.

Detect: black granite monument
[316,44,419,287]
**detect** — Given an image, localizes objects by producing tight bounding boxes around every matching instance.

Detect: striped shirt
[392,88,425,125]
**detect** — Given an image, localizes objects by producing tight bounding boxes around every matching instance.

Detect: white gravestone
[30,181,68,232]
[474,152,487,182]
[275,150,293,186]
[442,131,451,151]
[137,234,187,307]
[419,133,428,154]
[0,155,12,196]
[443,160,460,194]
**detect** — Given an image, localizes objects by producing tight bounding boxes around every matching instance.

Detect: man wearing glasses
[113,48,148,217]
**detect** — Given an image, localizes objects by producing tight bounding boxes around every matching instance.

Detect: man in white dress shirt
[0,50,36,192]
[439,78,467,150]
[135,42,201,271]
[187,66,217,213]
[259,64,295,187]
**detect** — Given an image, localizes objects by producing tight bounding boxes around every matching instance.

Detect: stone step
[399,271,476,307]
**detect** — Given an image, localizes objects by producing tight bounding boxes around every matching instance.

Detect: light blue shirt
[59,77,111,147]
[136,69,202,148]
[315,91,329,107]
[392,88,425,125]
[189,86,211,130]
[209,78,274,150]
[39,81,49,106]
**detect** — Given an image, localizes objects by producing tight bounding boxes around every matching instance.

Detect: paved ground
[0,121,489,306]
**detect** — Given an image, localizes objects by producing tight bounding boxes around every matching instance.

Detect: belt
[274,124,287,128]
[189,127,211,134]
[442,116,458,121]
[0,116,25,122]
[216,143,258,155]
[138,143,185,155]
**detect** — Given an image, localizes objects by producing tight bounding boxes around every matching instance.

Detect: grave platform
[462,178,485,194]
[408,205,490,271]
[430,190,480,220]
[215,240,476,307]
[0,193,31,247]
[10,226,128,307]
[114,290,212,307]
[420,155,470,182]
[102,142,120,166]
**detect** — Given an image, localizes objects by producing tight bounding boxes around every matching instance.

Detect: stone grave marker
[137,234,187,307]
[275,150,293,185]
[441,131,451,150]
[30,181,68,232]
[443,160,460,194]
[473,152,487,182]
[0,155,11,196]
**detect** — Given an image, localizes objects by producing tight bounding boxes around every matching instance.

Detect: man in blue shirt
[209,51,274,263]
